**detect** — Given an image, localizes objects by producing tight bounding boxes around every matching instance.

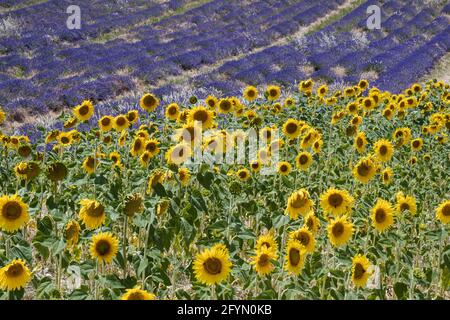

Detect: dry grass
[422,52,450,84]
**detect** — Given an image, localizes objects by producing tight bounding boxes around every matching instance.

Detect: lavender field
[0,0,449,302]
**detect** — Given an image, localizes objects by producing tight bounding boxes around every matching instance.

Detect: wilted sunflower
[353,156,378,184]
[165,143,191,165]
[410,138,423,151]
[65,220,81,247]
[352,254,372,288]
[139,93,159,112]
[156,199,170,216]
[295,151,313,171]
[17,144,32,158]
[395,192,417,215]
[47,162,68,182]
[178,167,191,186]
[0,259,31,291]
[165,103,180,121]
[277,161,291,176]
[73,100,94,122]
[193,244,232,285]
[45,130,60,144]
[146,170,165,194]
[113,115,130,132]
[435,200,450,224]
[266,85,281,101]
[303,212,320,235]
[243,85,258,101]
[90,232,119,264]
[123,193,144,217]
[98,116,114,132]
[373,139,394,162]
[217,98,233,114]
[63,117,78,129]
[320,188,354,216]
[236,168,251,181]
[381,167,393,185]
[286,189,314,220]
[0,194,29,233]
[79,199,106,230]
[289,227,315,253]
[371,199,394,232]
[121,287,156,300]
[282,119,301,139]
[284,239,306,275]
[251,246,276,276]
[187,105,214,129]
[14,161,40,181]
[327,215,354,247]
[82,155,97,175]
[354,132,368,153]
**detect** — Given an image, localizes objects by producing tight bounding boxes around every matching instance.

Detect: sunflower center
[289,248,300,266]
[442,204,450,216]
[127,292,145,300]
[353,263,365,280]
[364,100,371,107]
[269,89,278,97]
[193,110,208,123]
[291,195,307,208]
[379,145,388,155]
[61,136,70,144]
[95,240,111,256]
[299,154,308,165]
[383,172,389,180]
[146,142,156,152]
[258,254,270,267]
[280,164,288,172]
[297,232,310,246]
[5,264,24,278]
[101,118,111,126]
[204,257,222,275]
[143,95,156,108]
[251,162,259,169]
[87,203,104,218]
[356,138,363,148]
[375,209,386,223]
[306,218,314,230]
[168,106,177,115]
[328,193,344,207]
[332,222,344,237]
[2,201,22,220]
[357,163,370,177]
[134,140,142,151]
[400,203,410,211]
[285,122,298,134]
[412,141,420,148]
[79,105,89,116]
[116,117,126,126]
[239,171,247,179]
[66,225,78,239]
[220,101,231,111]
[247,90,256,97]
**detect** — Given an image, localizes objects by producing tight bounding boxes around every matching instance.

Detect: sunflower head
[236,168,251,181]
[284,239,306,275]
[295,151,313,171]
[289,227,315,253]
[79,199,106,230]
[0,259,32,291]
[123,193,144,217]
[435,200,450,225]
[371,199,394,233]
[277,161,291,176]
[286,189,314,220]
[352,254,372,288]
[90,232,119,264]
[65,220,81,247]
[327,215,354,247]
[251,246,276,276]
[353,156,378,184]
[0,194,29,233]
[373,139,394,162]
[73,100,94,122]
[193,244,232,285]
[165,103,180,121]
[121,287,156,300]
[47,162,68,182]
[187,106,214,129]
[320,188,354,216]
[243,86,258,102]
[140,93,159,112]
[266,85,281,101]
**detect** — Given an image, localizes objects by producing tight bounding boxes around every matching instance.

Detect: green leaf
[393,282,408,300]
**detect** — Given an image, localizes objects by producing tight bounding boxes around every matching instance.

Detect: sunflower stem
[122,215,128,278]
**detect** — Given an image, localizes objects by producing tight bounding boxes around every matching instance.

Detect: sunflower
[98,116,113,132]
[277,161,291,176]
[395,192,417,215]
[353,156,378,184]
[140,151,151,167]
[205,95,218,109]
[73,100,94,122]
[312,138,323,154]
[371,199,394,232]
[393,127,411,146]
[121,287,156,300]
[90,232,119,264]
[352,254,372,288]
[165,103,180,121]
[187,105,214,129]
[47,162,68,182]
[249,159,261,173]
[217,98,233,114]
[146,170,165,194]
[45,130,60,144]
[0,259,31,291]
[295,151,313,171]
[250,246,276,276]
[126,110,139,124]
[65,220,81,247]
[320,188,354,216]
[79,199,106,230]
[193,244,232,285]
[299,79,313,93]
[358,79,369,91]
[354,132,368,153]
[255,231,278,256]
[165,144,191,165]
[289,227,315,253]
[284,97,294,108]
[82,156,97,175]
[139,93,159,112]
[236,168,251,181]
[286,189,314,220]
[57,131,73,147]
[436,200,450,224]
[410,138,423,151]
[243,86,258,101]
[284,239,306,275]
[327,215,354,247]
[303,212,320,235]
[373,139,394,162]
[381,167,393,185]
[130,137,145,157]
[266,85,281,101]
[317,85,328,98]
[113,115,130,132]
[144,139,160,157]
[109,151,122,167]
[63,117,78,129]
[14,161,40,181]
[260,127,275,142]
[178,167,191,186]
[282,119,301,139]
[0,194,29,233]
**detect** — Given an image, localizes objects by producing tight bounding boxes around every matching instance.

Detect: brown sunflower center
[2,201,22,220]
[375,209,386,223]
[258,254,270,267]
[95,240,111,256]
[332,222,344,237]
[86,203,104,218]
[146,142,156,152]
[66,225,78,240]
[168,106,177,115]
[291,195,308,209]
[5,264,24,278]
[442,204,450,216]
[328,193,344,207]
[353,263,365,280]
[299,154,308,165]
[400,202,410,211]
[101,118,111,126]
[127,291,145,300]
[379,145,388,155]
[239,171,247,179]
[357,163,370,177]
[356,137,363,148]
[116,117,126,126]
[204,257,222,275]
[220,101,231,111]
[289,248,300,266]
[61,136,70,144]
[285,122,298,134]
[247,90,256,97]
[193,110,208,123]
[79,105,89,116]
[280,164,288,172]
[269,89,278,97]
[296,232,310,246]
[134,140,142,151]
[306,218,314,230]
[412,141,420,148]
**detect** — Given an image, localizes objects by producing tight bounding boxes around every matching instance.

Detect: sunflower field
[0,79,449,300]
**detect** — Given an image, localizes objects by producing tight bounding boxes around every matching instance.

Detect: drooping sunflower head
[295,151,313,171]
[0,194,29,233]
[327,215,354,247]
[121,287,156,300]
[146,170,165,194]
[64,220,81,247]
[139,93,159,112]
[47,161,68,182]
[90,232,119,264]
[286,189,314,220]
[303,212,320,235]
[354,131,368,153]
[243,86,258,102]
[289,227,315,253]
[193,244,232,285]
[320,188,354,216]
[0,259,32,291]
[371,198,394,233]
[178,167,191,186]
[266,85,281,101]
[79,199,106,230]
[284,239,306,275]
[352,254,372,288]
[123,193,144,218]
[436,200,450,225]
[73,100,94,122]
[82,155,97,175]
[373,139,394,162]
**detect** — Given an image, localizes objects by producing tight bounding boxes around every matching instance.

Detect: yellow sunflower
[73,100,94,122]
[57,131,73,147]
[139,93,159,112]
[243,86,258,101]
[285,189,314,220]
[144,139,160,157]
[354,132,368,153]
[205,95,218,110]
[217,98,233,114]
[65,220,81,247]
[303,212,320,235]
[165,103,180,121]
[90,232,119,264]
[277,161,291,176]
[121,287,156,300]
[236,168,251,181]
[353,156,378,184]
[371,199,394,233]
[0,194,29,233]
[266,85,281,101]
[295,151,313,171]
[320,188,354,216]
[98,116,113,132]
[373,139,394,162]
[381,167,393,185]
[284,239,306,275]
[395,192,417,215]
[193,244,232,285]
[79,199,106,230]
[327,215,354,247]
[113,115,130,132]
[351,254,372,288]
[0,107,6,124]
[249,159,261,173]
[178,167,191,186]
[289,227,316,253]
[82,155,97,175]
[436,200,450,224]
[255,231,278,256]
[312,138,323,154]
[0,259,31,291]
[165,144,191,165]
[410,138,423,151]
[282,119,301,139]
[130,137,145,157]
[187,105,214,129]
[126,110,139,124]
[250,246,276,276]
